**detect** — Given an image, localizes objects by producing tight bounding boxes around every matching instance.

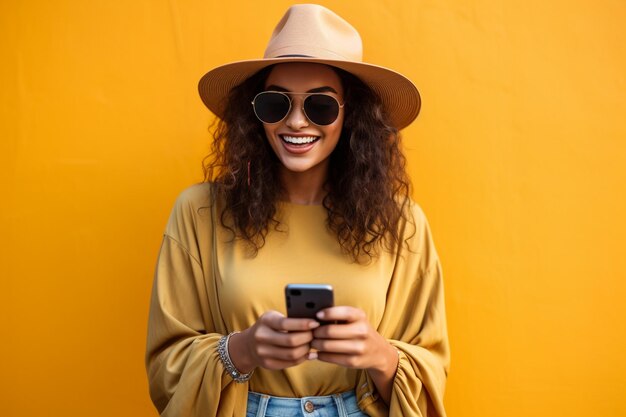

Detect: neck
[279,161,329,205]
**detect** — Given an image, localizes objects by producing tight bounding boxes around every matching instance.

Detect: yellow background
[2,0,625,416]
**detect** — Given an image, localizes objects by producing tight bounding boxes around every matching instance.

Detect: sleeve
[145,187,249,417]
[357,203,450,417]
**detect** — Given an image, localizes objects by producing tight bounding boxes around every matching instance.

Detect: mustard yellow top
[146,183,450,417]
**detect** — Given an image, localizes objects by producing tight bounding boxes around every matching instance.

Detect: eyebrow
[265,84,339,94]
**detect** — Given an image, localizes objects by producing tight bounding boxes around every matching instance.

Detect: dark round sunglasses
[251,91,344,126]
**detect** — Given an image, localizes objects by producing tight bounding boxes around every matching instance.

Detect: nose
[284,97,309,129]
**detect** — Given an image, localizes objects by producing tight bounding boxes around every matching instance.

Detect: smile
[280,135,320,145]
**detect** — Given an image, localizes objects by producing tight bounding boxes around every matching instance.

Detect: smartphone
[285,284,334,320]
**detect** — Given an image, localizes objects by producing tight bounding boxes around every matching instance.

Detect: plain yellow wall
[2,1,625,416]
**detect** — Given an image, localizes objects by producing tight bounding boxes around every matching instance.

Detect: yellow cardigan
[146,183,450,417]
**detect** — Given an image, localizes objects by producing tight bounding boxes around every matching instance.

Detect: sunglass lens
[304,94,340,125]
[254,92,290,123]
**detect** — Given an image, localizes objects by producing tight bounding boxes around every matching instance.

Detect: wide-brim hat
[198,4,421,130]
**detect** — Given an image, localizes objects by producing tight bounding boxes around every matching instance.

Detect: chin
[281,161,315,173]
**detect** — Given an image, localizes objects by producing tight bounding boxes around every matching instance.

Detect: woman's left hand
[311,306,399,404]
[310,306,396,371]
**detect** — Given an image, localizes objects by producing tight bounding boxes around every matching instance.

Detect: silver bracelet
[217,331,254,383]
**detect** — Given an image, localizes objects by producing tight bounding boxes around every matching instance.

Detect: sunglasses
[251,91,344,126]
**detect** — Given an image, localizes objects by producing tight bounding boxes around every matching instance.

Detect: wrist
[228,330,257,374]
[366,342,399,406]
[368,342,399,377]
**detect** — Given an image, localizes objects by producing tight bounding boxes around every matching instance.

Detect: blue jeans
[246,390,368,417]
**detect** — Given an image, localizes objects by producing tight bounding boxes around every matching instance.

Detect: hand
[311,306,399,405]
[310,306,395,371]
[229,310,319,372]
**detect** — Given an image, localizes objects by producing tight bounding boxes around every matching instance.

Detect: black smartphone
[285,284,334,320]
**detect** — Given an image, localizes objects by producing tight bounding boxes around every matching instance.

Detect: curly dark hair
[203,64,411,262]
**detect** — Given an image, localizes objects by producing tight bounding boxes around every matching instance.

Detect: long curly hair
[203,65,412,262]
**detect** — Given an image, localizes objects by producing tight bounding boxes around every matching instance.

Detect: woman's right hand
[228,310,320,373]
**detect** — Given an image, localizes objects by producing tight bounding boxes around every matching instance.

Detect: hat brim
[198,57,421,130]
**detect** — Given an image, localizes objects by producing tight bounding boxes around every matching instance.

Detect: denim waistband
[247,390,364,417]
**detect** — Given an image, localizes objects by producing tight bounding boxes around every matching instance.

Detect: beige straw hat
[198,4,421,130]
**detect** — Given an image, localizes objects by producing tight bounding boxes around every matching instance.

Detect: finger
[257,343,311,362]
[310,339,366,355]
[262,311,320,331]
[315,352,365,369]
[316,306,366,323]
[313,321,370,339]
[256,327,314,347]
[258,356,308,370]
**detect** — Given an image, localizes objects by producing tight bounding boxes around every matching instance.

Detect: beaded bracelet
[217,331,254,383]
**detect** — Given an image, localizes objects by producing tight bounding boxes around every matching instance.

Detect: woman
[146,4,449,417]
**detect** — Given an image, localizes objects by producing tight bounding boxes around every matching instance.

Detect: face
[260,63,344,177]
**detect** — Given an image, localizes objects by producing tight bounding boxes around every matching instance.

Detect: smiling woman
[260,63,345,200]
[145,4,450,417]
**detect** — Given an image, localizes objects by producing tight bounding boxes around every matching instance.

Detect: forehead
[265,63,343,94]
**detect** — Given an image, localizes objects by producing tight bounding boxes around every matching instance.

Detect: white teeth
[282,135,318,144]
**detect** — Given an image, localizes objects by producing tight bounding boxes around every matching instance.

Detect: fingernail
[309,321,320,329]
[316,311,325,319]
[308,351,318,360]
